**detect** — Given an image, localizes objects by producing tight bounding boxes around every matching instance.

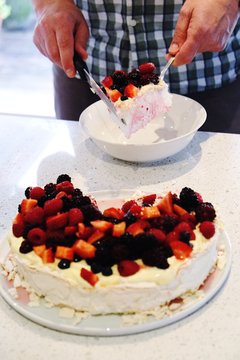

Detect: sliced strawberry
[139,62,156,74]
[43,198,63,216]
[166,230,178,243]
[29,186,45,200]
[55,246,74,261]
[33,244,46,258]
[126,222,144,236]
[121,200,137,213]
[20,198,38,215]
[124,84,138,98]
[170,241,193,260]
[68,208,84,225]
[106,88,122,102]
[199,221,215,239]
[80,267,99,286]
[46,212,68,230]
[87,229,105,244]
[42,248,55,263]
[12,213,25,238]
[157,192,173,214]
[73,239,96,258]
[101,75,113,88]
[148,228,166,243]
[27,228,47,246]
[55,191,67,199]
[103,207,124,220]
[24,206,44,225]
[90,220,113,233]
[173,203,188,216]
[128,203,142,216]
[117,260,140,277]
[112,221,126,237]
[141,194,156,205]
[56,181,74,194]
[141,206,160,219]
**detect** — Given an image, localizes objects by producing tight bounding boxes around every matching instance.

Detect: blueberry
[58,259,71,269]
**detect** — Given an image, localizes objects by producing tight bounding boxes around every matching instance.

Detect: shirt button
[128,18,137,27]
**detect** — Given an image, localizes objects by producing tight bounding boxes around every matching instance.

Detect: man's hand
[168,0,239,66]
[32,0,89,77]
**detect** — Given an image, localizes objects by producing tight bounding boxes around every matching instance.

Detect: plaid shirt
[76,0,240,94]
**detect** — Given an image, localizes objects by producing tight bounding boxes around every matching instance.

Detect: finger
[74,24,89,60]
[173,36,199,66]
[169,6,191,55]
[56,26,76,78]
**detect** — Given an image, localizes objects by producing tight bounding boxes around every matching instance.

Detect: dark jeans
[53,64,240,134]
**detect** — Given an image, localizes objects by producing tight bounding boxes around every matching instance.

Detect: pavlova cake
[101,62,172,137]
[4,175,219,315]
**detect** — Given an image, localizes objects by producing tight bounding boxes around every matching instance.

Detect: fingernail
[169,43,179,54]
[66,69,75,78]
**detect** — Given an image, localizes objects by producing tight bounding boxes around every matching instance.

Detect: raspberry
[56,181,74,194]
[195,202,216,222]
[44,198,63,216]
[24,206,45,225]
[27,228,47,246]
[68,208,84,225]
[199,221,215,239]
[30,187,45,200]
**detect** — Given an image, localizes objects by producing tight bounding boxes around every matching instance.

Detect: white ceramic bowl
[79,94,206,162]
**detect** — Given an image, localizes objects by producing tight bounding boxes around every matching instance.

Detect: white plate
[0,190,231,337]
[79,94,206,162]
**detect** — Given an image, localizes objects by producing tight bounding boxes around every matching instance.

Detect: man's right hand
[32,0,89,77]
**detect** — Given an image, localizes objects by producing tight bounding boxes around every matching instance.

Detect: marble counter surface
[0,114,240,360]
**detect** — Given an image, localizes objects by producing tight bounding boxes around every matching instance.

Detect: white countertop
[0,113,240,360]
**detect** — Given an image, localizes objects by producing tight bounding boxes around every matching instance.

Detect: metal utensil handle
[159,57,175,81]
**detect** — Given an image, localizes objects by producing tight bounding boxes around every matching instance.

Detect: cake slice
[101,62,172,137]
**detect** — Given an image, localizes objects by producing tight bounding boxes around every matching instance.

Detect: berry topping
[199,221,215,239]
[56,174,71,184]
[139,62,156,74]
[179,187,201,212]
[80,267,99,286]
[195,202,216,222]
[124,83,138,98]
[117,260,140,277]
[27,228,47,246]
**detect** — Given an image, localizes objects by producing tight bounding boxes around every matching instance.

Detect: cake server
[73,53,126,127]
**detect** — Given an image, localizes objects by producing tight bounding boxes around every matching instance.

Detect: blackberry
[81,204,103,223]
[179,231,191,244]
[111,242,129,263]
[123,212,137,226]
[120,95,128,101]
[155,214,179,233]
[112,71,128,87]
[142,246,169,269]
[72,188,83,197]
[195,202,216,222]
[56,174,71,184]
[44,182,56,195]
[172,193,182,206]
[91,262,103,274]
[61,195,73,211]
[128,69,141,87]
[149,74,159,85]
[58,259,71,269]
[179,187,200,212]
[19,240,33,254]
[24,186,32,199]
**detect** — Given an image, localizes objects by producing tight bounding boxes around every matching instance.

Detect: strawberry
[27,228,47,246]
[106,88,122,102]
[42,248,55,263]
[20,198,38,215]
[126,221,144,236]
[199,221,215,239]
[12,213,25,238]
[55,191,67,199]
[87,229,105,244]
[117,260,140,277]
[141,194,156,205]
[173,203,188,216]
[43,198,63,216]
[33,244,46,258]
[141,206,160,219]
[56,181,74,194]
[103,207,124,220]
[101,75,113,88]
[90,220,113,233]
[157,192,173,214]
[112,221,126,237]
[68,208,84,225]
[46,212,68,230]
[29,186,45,200]
[148,228,166,243]
[174,222,195,240]
[121,200,137,213]
[80,267,99,286]
[77,223,95,239]
[139,62,156,74]
[128,203,142,216]
[124,84,138,98]
[170,241,193,260]
[180,213,197,229]
[24,206,44,225]
[73,239,96,258]
[55,246,74,261]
